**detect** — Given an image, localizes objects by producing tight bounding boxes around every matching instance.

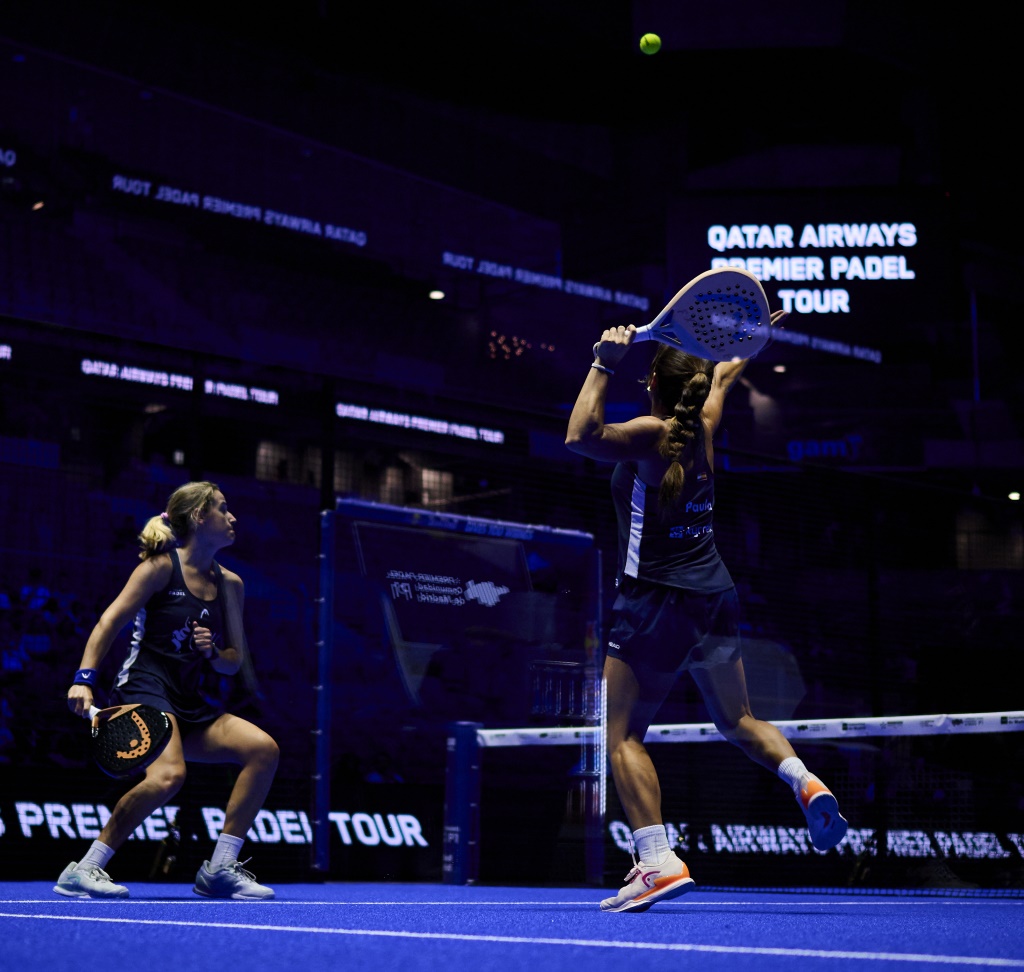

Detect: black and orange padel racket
[88,704,173,779]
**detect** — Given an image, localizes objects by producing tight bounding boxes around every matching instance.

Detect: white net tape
[477,710,1024,748]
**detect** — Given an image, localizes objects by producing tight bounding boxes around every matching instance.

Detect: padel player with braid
[566,316,848,913]
[57,481,280,899]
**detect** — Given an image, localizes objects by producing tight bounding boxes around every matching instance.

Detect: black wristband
[73,668,99,687]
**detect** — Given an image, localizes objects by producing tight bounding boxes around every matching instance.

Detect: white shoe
[193,859,275,900]
[54,861,129,899]
[800,776,849,851]
[599,850,695,913]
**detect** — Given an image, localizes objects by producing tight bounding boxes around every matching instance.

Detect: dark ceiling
[2,1,1020,397]
[3,1,1014,234]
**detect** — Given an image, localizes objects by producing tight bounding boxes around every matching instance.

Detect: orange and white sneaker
[800,776,849,851]
[599,850,695,913]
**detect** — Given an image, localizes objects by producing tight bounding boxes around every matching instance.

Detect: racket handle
[592,328,651,357]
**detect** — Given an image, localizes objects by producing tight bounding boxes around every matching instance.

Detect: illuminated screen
[667,190,958,365]
[352,522,533,642]
[329,503,598,763]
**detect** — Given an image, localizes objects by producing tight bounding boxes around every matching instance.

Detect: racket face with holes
[91,703,172,779]
[637,268,771,361]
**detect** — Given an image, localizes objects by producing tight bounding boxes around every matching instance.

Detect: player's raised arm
[566,325,664,462]
[702,309,788,434]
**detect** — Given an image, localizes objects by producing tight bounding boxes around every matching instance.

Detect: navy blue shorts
[606,578,741,674]
[111,672,221,735]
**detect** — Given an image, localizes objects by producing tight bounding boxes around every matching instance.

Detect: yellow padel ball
[639,33,661,55]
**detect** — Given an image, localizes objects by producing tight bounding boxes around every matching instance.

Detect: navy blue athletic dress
[606,427,741,673]
[111,548,226,725]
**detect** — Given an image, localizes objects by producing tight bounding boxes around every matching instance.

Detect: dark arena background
[2,0,1023,927]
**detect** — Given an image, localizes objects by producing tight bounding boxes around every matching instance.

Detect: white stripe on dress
[115,607,145,688]
[625,474,646,578]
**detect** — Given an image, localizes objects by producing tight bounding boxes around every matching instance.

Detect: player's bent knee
[248,733,280,771]
[148,765,187,795]
[716,724,742,745]
[714,715,756,747]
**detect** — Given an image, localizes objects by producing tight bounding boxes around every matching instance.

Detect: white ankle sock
[632,825,670,866]
[777,756,810,797]
[78,840,114,871]
[211,833,245,869]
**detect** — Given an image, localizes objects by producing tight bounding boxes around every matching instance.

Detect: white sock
[78,840,115,871]
[632,824,670,866]
[211,833,245,869]
[777,756,810,797]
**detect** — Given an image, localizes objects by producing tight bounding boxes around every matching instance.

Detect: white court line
[2,899,1023,907]
[1,912,1022,967]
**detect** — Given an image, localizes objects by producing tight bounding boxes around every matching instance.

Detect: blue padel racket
[88,703,172,779]
[594,267,773,362]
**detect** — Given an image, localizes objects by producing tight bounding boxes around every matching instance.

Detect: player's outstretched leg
[796,773,849,851]
[778,756,848,850]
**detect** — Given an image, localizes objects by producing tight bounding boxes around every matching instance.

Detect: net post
[582,658,605,886]
[311,508,335,876]
[585,544,605,886]
[443,720,483,885]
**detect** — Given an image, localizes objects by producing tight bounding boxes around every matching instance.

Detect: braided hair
[648,346,715,512]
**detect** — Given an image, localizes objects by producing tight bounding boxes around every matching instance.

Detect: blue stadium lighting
[204,380,279,405]
[769,328,882,363]
[80,358,193,390]
[111,173,369,247]
[9,800,429,849]
[77,358,278,404]
[441,250,649,310]
[607,818,1020,862]
[336,402,504,444]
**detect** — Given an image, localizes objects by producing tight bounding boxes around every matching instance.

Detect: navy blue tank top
[113,548,226,720]
[610,433,733,593]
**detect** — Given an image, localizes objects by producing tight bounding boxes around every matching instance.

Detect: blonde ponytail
[137,481,220,560]
[137,515,177,561]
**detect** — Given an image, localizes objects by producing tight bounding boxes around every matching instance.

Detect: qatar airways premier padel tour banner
[1,800,429,850]
[0,779,443,882]
[669,191,957,364]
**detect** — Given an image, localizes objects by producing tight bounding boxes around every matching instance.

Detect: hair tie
[160,512,170,521]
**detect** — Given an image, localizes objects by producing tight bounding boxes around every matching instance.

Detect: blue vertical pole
[584,545,605,886]
[312,509,334,875]
[442,721,483,885]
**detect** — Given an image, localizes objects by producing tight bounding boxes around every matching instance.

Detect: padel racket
[88,703,172,779]
[594,267,772,361]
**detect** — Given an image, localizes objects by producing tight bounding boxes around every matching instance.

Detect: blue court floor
[2,880,1023,971]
